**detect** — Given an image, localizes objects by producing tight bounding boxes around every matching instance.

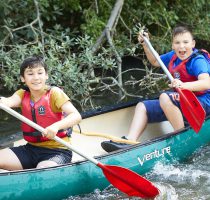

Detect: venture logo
[137,146,171,166]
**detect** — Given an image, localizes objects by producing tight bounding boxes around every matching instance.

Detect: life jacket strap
[23,129,66,136]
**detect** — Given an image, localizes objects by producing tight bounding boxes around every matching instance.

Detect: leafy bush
[0,0,209,110]
[0,31,119,110]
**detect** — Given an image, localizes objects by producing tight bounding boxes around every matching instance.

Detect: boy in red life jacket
[0,56,82,170]
[101,25,210,152]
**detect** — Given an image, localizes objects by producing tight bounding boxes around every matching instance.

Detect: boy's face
[172,32,195,60]
[20,65,48,91]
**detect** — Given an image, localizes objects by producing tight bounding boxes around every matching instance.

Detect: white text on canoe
[137,146,171,166]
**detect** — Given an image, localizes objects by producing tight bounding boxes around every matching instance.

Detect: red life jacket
[21,89,67,142]
[168,49,210,96]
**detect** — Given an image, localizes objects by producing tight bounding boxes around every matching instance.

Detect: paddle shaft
[143,36,174,81]
[0,103,98,165]
[0,104,145,176]
[0,103,160,198]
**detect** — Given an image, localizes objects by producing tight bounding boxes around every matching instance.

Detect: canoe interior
[12,103,174,163]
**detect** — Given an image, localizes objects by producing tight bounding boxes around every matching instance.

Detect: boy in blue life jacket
[0,56,82,170]
[101,25,210,152]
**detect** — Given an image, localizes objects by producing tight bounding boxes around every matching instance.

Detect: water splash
[153,182,178,200]
[66,186,143,200]
[147,160,210,199]
[66,145,210,200]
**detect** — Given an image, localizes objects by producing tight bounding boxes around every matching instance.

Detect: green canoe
[0,99,210,200]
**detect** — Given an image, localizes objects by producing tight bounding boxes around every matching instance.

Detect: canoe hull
[1,101,210,200]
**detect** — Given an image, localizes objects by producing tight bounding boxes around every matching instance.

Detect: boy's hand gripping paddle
[0,103,159,199]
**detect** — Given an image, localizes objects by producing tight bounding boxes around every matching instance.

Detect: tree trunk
[92,0,124,94]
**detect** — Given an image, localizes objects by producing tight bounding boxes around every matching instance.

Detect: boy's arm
[57,101,82,130]
[138,32,160,67]
[142,43,161,67]
[0,93,22,108]
[42,100,82,139]
[183,73,210,92]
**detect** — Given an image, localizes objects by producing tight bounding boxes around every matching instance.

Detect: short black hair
[172,25,194,39]
[20,55,48,77]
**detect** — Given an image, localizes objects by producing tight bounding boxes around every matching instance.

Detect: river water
[1,112,210,200]
[66,145,210,200]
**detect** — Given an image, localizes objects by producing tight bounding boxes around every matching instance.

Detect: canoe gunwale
[81,95,158,119]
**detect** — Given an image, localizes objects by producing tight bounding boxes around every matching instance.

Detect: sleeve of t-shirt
[160,50,175,68]
[50,87,70,112]
[189,55,209,77]
[15,89,25,100]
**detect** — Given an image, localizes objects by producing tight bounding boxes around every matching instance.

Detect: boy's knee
[159,93,171,107]
[136,102,146,112]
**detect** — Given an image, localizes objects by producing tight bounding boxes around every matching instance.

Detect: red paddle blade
[98,163,159,198]
[177,88,206,133]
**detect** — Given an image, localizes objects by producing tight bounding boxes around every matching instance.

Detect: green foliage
[0,30,117,109]
[122,0,209,53]
[80,10,106,40]
[0,0,209,110]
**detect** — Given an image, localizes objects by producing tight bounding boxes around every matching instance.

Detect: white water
[66,145,210,200]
